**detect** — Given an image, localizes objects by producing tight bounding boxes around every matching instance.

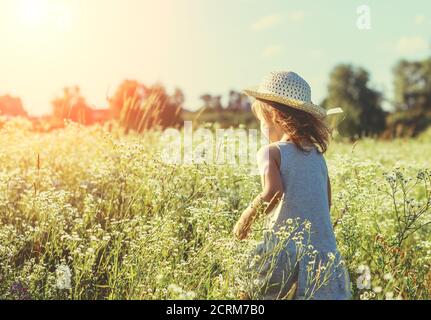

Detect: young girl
[233,71,351,300]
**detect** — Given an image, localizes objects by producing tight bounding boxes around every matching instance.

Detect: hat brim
[243,87,327,119]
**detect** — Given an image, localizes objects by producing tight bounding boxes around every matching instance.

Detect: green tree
[323,64,386,139]
[384,57,431,138]
[393,57,431,111]
[227,90,251,111]
[199,94,223,111]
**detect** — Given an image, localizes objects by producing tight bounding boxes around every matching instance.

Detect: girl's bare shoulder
[257,143,281,168]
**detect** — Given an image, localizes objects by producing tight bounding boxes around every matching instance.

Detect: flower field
[0,120,430,300]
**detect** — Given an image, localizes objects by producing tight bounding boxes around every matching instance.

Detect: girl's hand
[233,220,250,240]
[233,192,281,240]
[233,211,253,240]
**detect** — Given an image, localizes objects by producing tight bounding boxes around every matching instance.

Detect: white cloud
[250,14,282,31]
[287,10,305,23]
[414,15,426,25]
[395,36,428,55]
[262,45,283,57]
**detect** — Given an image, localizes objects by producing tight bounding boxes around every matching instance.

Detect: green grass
[0,119,430,300]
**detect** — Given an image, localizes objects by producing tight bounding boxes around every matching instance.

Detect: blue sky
[0,0,430,115]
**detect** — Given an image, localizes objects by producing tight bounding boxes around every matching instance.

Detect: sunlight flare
[18,0,74,31]
[18,0,48,26]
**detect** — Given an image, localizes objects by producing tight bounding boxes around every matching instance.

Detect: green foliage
[418,126,431,142]
[384,109,431,138]
[385,57,431,138]
[393,57,431,112]
[323,64,386,140]
[0,123,430,300]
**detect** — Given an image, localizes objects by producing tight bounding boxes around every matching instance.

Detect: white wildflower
[385,292,394,300]
[383,273,393,281]
[56,264,72,290]
[356,265,371,290]
[373,286,383,293]
[360,291,370,300]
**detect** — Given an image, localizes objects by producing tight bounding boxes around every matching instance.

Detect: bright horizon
[0,0,430,116]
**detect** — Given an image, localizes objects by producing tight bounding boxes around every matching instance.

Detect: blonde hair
[252,99,332,153]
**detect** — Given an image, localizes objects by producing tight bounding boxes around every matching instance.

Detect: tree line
[323,57,431,139]
[196,57,431,139]
[1,56,430,139]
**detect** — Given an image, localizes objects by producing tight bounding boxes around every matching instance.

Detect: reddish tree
[109,80,184,133]
[0,95,28,117]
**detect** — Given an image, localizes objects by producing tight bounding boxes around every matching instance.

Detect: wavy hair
[252,99,332,153]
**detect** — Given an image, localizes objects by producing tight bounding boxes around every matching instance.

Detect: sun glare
[19,0,48,26]
[18,0,74,31]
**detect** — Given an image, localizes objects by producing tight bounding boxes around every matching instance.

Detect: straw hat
[243,71,342,119]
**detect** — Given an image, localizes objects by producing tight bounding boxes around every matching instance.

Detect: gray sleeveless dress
[248,141,351,300]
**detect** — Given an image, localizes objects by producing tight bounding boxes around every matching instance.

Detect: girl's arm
[327,176,332,210]
[233,145,283,240]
